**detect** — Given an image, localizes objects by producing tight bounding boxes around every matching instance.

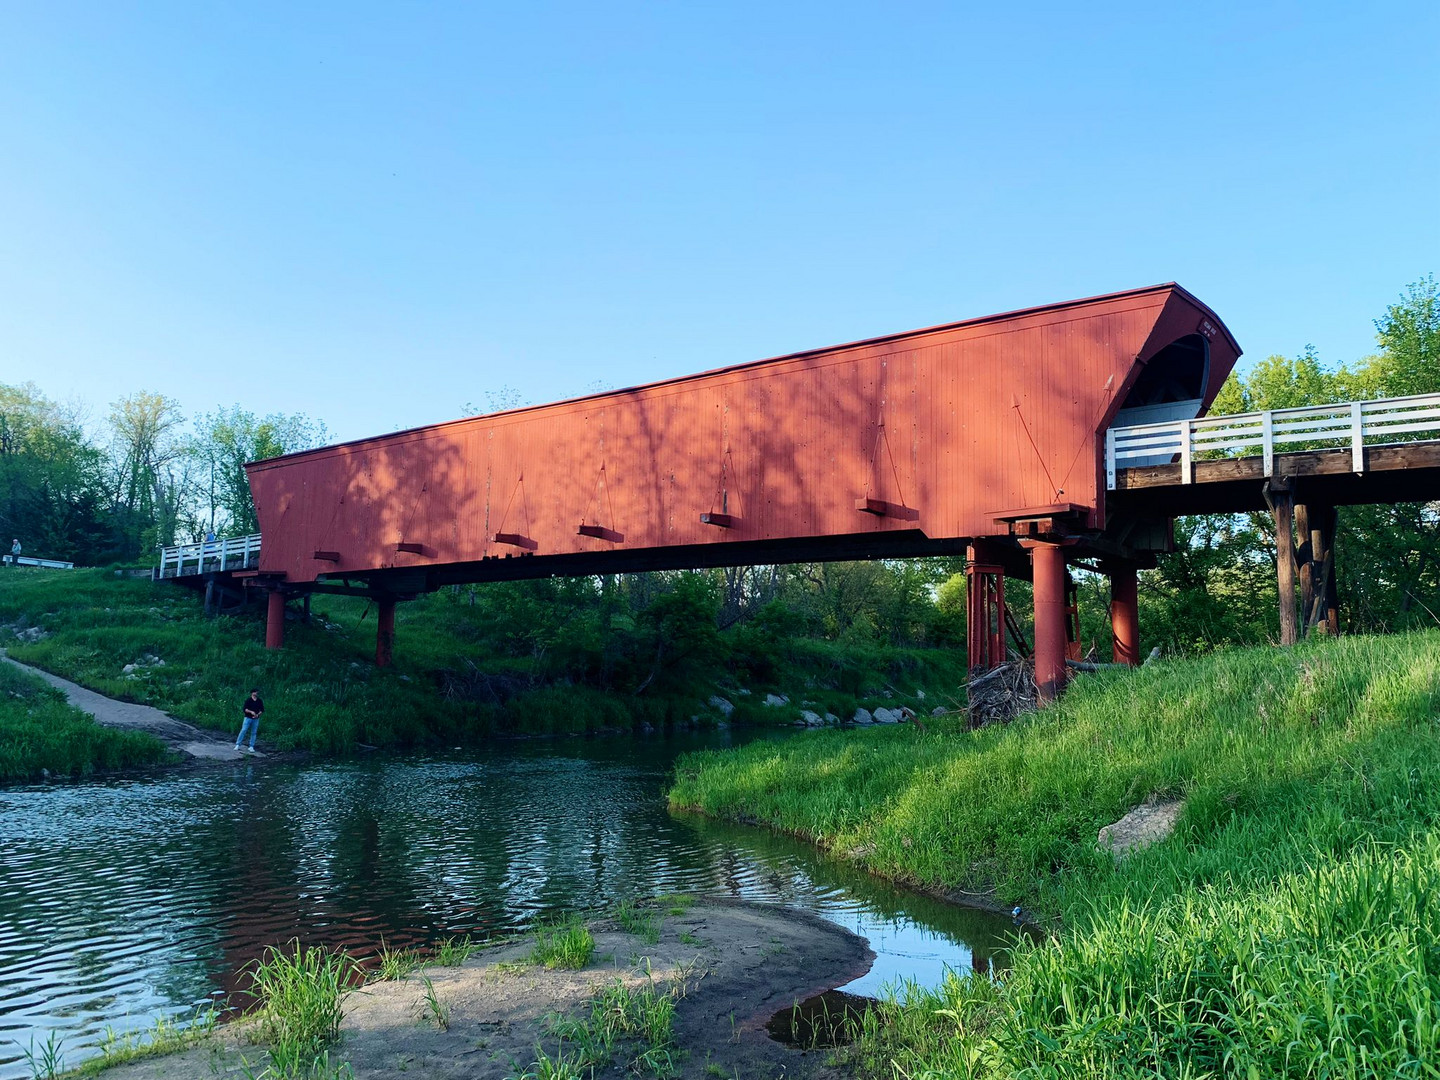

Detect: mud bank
[84,900,874,1080]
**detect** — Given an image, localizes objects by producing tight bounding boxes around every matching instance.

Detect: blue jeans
[235,715,259,749]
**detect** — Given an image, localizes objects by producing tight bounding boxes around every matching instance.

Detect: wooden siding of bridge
[246,284,1240,585]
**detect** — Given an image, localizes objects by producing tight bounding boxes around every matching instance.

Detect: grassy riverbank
[0,567,959,760]
[0,661,171,782]
[670,631,1440,1077]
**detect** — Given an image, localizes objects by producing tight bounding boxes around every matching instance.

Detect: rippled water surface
[0,733,1018,1076]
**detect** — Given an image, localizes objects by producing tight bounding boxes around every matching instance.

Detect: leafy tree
[1164,275,1440,645]
[0,383,115,562]
[191,407,330,535]
[1210,346,1338,413]
[1366,275,1440,398]
[107,391,191,552]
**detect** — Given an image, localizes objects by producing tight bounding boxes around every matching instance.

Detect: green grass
[19,1030,66,1079]
[614,899,661,944]
[0,659,171,782]
[0,569,496,753]
[654,893,694,916]
[529,917,595,970]
[509,1046,590,1080]
[432,935,477,966]
[0,568,957,759]
[670,630,1440,1079]
[72,1006,221,1075]
[369,939,422,982]
[417,976,450,1031]
[246,942,358,1078]
[541,977,681,1078]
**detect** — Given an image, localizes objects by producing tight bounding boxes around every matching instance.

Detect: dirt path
[85,899,874,1080]
[0,651,254,761]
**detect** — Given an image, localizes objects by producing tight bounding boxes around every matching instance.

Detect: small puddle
[765,989,874,1048]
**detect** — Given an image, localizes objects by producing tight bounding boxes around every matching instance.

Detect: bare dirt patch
[84,899,874,1079]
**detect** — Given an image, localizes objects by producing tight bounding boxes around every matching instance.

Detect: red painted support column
[376,599,395,668]
[1024,540,1069,703]
[1111,564,1140,666]
[265,591,285,650]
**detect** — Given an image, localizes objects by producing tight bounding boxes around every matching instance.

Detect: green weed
[79,1005,221,1073]
[19,1030,64,1079]
[530,917,594,970]
[247,941,357,1078]
[614,899,660,945]
[371,939,422,981]
[433,935,476,966]
[509,1045,590,1080]
[541,977,681,1078]
[418,976,450,1031]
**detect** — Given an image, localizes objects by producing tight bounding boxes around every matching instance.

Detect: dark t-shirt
[243,696,265,717]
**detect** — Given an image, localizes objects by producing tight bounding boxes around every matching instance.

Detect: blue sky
[1,1,1435,443]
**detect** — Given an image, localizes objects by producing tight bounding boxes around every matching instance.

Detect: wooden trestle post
[376,598,396,668]
[1272,485,1299,646]
[1299,503,1340,635]
[1295,502,1314,632]
[1110,563,1140,666]
[265,591,285,650]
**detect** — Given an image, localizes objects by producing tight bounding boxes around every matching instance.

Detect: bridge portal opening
[1113,333,1210,428]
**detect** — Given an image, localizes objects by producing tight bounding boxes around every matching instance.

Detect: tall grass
[432,935,477,966]
[370,939,422,981]
[530,917,595,970]
[0,661,171,782]
[247,942,358,1078]
[614,898,661,944]
[851,836,1440,1078]
[671,630,1440,1079]
[542,977,681,1078]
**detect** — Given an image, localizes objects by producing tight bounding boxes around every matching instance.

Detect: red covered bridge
[233,283,1243,700]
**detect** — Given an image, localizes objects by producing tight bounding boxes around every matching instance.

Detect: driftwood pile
[965,660,1038,727]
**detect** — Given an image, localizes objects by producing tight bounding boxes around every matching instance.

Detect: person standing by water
[234,689,264,754]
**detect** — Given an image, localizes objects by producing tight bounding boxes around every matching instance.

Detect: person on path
[234,689,264,754]
[8,539,19,566]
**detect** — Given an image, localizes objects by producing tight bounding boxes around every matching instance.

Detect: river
[0,732,1018,1077]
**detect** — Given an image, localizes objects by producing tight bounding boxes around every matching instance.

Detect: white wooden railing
[1106,392,1440,489]
[2,555,74,570]
[155,533,262,578]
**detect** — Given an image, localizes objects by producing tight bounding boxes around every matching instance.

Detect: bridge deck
[1110,439,1440,515]
[154,535,262,581]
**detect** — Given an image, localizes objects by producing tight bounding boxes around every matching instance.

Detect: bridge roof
[251,282,1237,471]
